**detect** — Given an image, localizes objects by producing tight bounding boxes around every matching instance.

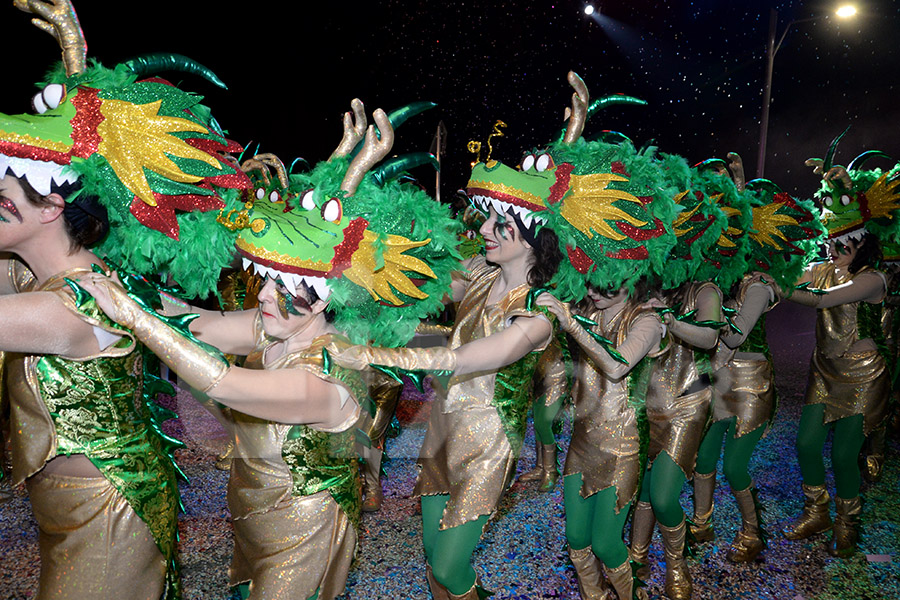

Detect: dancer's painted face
[479,206,532,266]
[586,285,627,310]
[256,276,325,340]
[827,238,858,269]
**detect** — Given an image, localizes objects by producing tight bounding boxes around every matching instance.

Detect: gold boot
[568,546,612,599]
[518,439,544,483]
[215,439,234,471]
[782,483,832,540]
[361,447,384,512]
[537,443,559,492]
[447,577,490,600]
[726,486,765,563]
[860,426,885,483]
[426,564,449,600]
[828,496,862,558]
[629,500,655,583]
[689,471,716,543]
[658,518,692,600]
[605,559,648,600]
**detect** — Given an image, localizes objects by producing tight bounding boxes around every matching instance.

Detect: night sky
[5,0,899,204]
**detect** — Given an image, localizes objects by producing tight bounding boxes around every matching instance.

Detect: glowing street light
[584,4,595,16]
[756,5,858,177]
[835,5,858,19]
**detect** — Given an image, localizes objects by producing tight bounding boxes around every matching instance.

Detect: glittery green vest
[281,357,367,528]
[12,272,181,599]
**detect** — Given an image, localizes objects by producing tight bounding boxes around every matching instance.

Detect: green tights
[564,475,632,568]
[639,452,687,528]
[796,403,865,499]
[421,494,490,595]
[694,417,766,490]
[532,395,564,446]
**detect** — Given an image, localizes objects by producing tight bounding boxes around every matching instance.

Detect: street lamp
[756,5,857,178]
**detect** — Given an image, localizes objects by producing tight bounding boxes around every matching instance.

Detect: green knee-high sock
[648,453,687,528]
[429,511,490,594]
[694,418,731,475]
[832,414,865,499]
[797,404,829,487]
[421,493,450,564]
[722,421,766,491]
[590,489,631,569]
[564,473,596,550]
[533,395,564,446]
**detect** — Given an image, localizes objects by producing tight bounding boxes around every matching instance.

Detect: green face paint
[273,278,303,319]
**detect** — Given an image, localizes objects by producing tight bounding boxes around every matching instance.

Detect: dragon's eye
[300,189,316,210]
[31,83,66,115]
[521,154,536,171]
[824,197,834,207]
[535,154,554,172]
[255,187,266,200]
[322,198,343,223]
[840,195,851,206]
[268,190,280,203]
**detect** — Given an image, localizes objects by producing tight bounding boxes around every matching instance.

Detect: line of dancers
[1,2,898,600]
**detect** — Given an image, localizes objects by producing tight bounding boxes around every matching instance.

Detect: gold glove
[102,279,229,393]
[331,344,457,373]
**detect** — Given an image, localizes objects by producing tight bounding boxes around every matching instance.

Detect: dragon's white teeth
[241,258,252,272]
[832,229,865,246]
[305,276,331,301]
[521,211,534,229]
[0,155,78,196]
[281,273,299,296]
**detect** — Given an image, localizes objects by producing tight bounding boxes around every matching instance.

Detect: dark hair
[526,225,562,288]
[298,281,336,323]
[848,233,882,275]
[17,175,109,252]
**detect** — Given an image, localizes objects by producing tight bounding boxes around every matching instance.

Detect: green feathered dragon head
[465,72,676,301]
[0,2,250,298]
[805,128,900,248]
[227,102,460,347]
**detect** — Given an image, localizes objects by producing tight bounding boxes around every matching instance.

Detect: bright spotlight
[835,4,857,18]
[584,4,595,16]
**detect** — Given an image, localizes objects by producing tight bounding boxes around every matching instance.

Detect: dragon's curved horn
[124,54,228,89]
[823,166,852,190]
[587,94,647,120]
[331,99,367,160]
[746,178,783,195]
[15,0,86,76]
[562,71,589,144]
[372,153,439,187]
[342,109,394,195]
[805,158,825,176]
[727,152,745,191]
[823,126,851,172]
[847,150,893,172]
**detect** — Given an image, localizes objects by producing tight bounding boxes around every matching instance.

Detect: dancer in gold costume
[0,1,252,597]
[85,100,461,599]
[782,235,888,556]
[781,151,899,557]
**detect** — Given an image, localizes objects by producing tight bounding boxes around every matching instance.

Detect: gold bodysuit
[227,324,365,600]
[710,277,778,437]
[805,263,888,434]
[414,258,552,529]
[6,263,179,600]
[645,282,718,478]
[564,303,662,512]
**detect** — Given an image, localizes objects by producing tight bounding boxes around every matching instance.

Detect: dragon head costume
[0,0,250,298]
[225,101,460,347]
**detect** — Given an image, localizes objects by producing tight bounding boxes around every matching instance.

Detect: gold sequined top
[227,322,365,526]
[809,263,885,359]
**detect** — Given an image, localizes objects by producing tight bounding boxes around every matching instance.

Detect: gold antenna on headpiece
[15,0,87,76]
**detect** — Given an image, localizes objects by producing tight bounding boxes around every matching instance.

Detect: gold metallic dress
[646,282,718,479]
[710,278,777,437]
[805,263,889,435]
[6,264,180,600]
[565,304,661,511]
[227,326,365,600]
[414,259,552,529]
